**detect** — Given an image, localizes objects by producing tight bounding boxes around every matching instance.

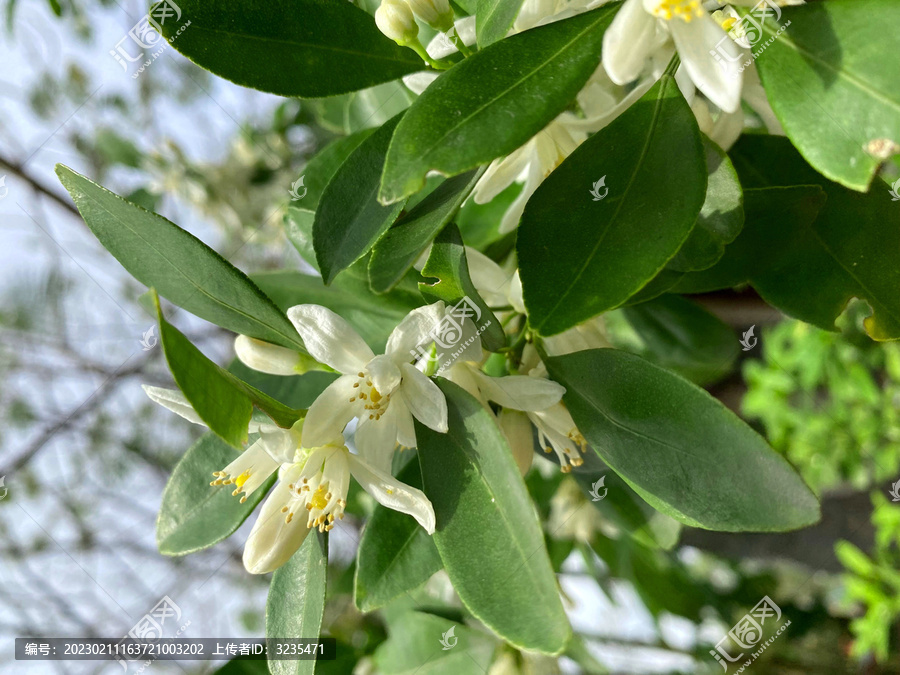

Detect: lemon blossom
[243,438,435,574]
[602,0,744,113]
[286,303,449,467]
[143,386,435,574]
[143,385,300,501]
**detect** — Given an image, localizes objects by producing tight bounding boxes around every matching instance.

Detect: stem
[407,39,452,70]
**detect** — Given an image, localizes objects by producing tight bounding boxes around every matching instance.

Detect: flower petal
[602,0,658,85]
[348,453,436,534]
[472,371,565,411]
[670,16,742,113]
[142,385,205,426]
[301,375,357,448]
[287,304,373,374]
[385,301,445,365]
[498,409,535,476]
[354,408,399,473]
[400,363,448,432]
[242,467,312,574]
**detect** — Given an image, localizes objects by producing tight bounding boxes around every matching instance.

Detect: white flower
[143,386,434,574]
[243,439,435,574]
[466,247,524,312]
[287,303,449,468]
[143,385,300,502]
[602,0,744,113]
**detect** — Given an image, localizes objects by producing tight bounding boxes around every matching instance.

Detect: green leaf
[476,0,526,47]
[212,656,270,674]
[309,81,415,135]
[315,114,407,284]
[229,361,339,410]
[266,532,328,675]
[378,5,619,204]
[369,169,484,293]
[679,135,900,340]
[619,294,739,386]
[157,433,275,556]
[416,380,571,654]
[545,349,820,531]
[518,73,706,335]
[285,130,378,269]
[155,291,303,446]
[373,611,495,675]
[252,270,421,352]
[56,165,303,351]
[573,468,680,551]
[754,0,900,191]
[158,0,423,98]
[419,224,506,351]
[667,136,744,273]
[354,456,443,611]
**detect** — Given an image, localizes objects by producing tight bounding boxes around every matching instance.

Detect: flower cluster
[146,259,605,574]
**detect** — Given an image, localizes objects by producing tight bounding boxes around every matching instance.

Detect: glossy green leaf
[373,611,495,674]
[518,73,706,335]
[419,224,505,351]
[619,294,739,386]
[157,433,275,556]
[545,349,820,531]
[667,136,744,273]
[155,292,303,446]
[158,0,423,98]
[476,0,525,47]
[56,165,303,351]
[416,380,571,654]
[315,114,407,284]
[354,456,443,611]
[285,130,379,270]
[369,169,484,293]
[679,135,900,340]
[266,532,328,675]
[252,271,421,352]
[378,5,618,204]
[754,0,900,191]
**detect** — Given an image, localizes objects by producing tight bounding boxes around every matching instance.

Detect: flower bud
[407,0,454,32]
[234,335,306,375]
[375,0,419,45]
